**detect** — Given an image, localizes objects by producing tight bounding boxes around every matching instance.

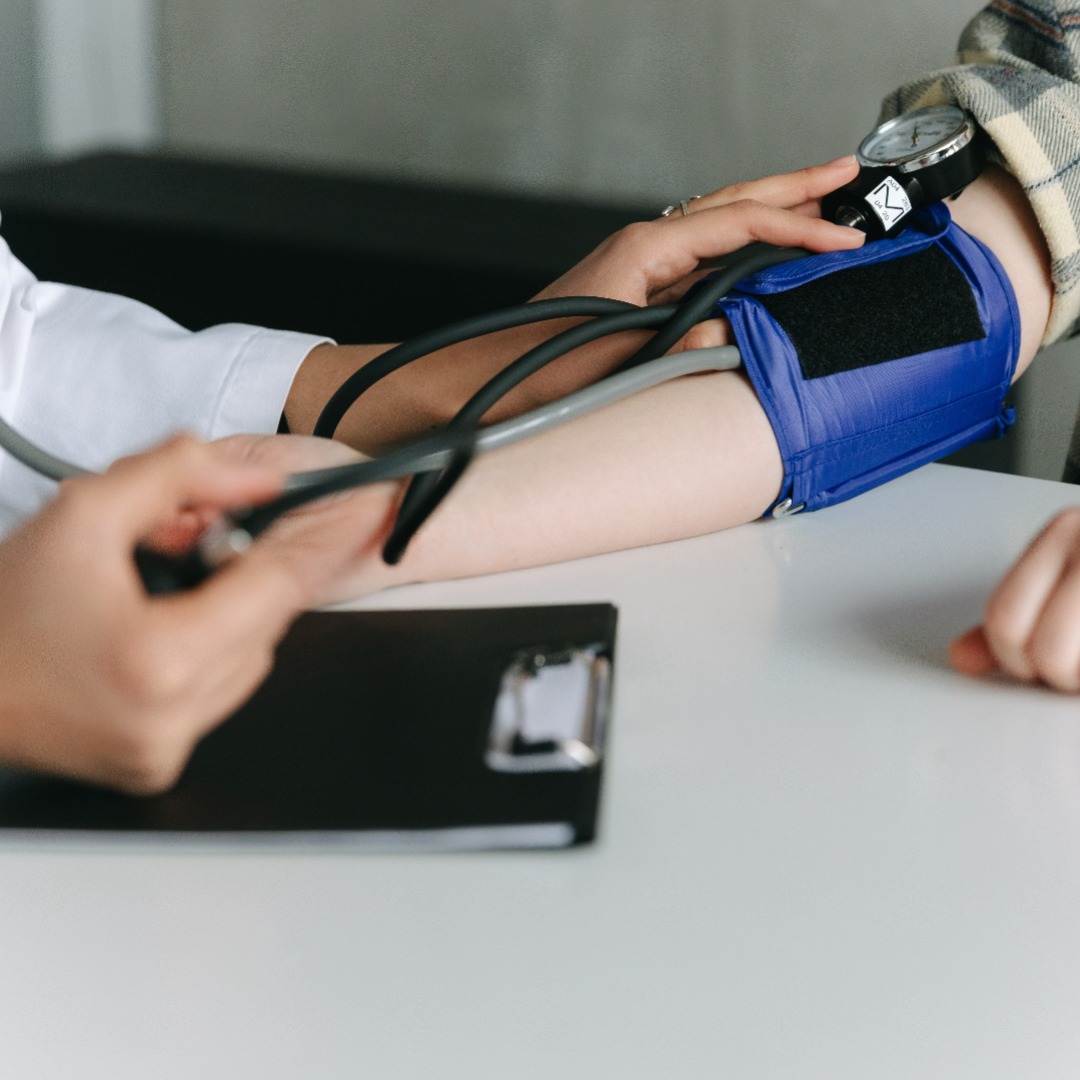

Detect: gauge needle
[911,125,920,148]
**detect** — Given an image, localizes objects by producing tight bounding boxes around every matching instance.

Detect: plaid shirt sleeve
[880,0,1080,344]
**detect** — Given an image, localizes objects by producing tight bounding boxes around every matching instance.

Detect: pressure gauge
[821,104,986,240]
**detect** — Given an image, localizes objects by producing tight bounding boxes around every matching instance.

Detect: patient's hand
[536,156,865,353]
[951,508,1080,692]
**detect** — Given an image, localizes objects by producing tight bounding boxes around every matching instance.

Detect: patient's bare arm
[948,166,1051,380]
[240,163,1051,606]
[350,166,1053,597]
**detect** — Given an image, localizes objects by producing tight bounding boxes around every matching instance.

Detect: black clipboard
[0,605,617,850]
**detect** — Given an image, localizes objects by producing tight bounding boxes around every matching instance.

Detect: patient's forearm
[283,163,1053,602]
[362,368,782,590]
[357,167,1053,592]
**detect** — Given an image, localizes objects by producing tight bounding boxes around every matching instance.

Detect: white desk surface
[4,463,1080,1079]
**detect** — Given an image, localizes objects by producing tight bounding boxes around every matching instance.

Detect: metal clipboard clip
[485,643,611,773]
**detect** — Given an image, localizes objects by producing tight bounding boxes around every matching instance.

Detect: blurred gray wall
[158,0,985,205]
[0,0,41,165]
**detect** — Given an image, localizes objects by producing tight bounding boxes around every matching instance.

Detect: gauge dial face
[858,105,968,167]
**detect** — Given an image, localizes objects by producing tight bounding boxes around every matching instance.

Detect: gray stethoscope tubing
[0,412,89,482]
[0,343,745,585]
[471,343,742,452]
[0,341,743,531]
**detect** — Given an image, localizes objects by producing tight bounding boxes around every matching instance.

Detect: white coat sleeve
[0,226,329,534]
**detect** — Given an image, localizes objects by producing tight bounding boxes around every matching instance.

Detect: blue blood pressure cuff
[715,203,1020,516]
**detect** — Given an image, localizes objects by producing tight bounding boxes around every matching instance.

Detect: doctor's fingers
[667,156,860,217]
[154,541,308,661]
[982,509,1080,686]
[127,551,306,743]
[101,634,284,795]
[79,435,285,546]
[256,487,401,607]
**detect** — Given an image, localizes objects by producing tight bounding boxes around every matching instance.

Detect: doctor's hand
[208,433,400,606]
[950,508,1080,692]
[0,436,315,794]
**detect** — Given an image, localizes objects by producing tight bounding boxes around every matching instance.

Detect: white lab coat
[0,224,327,534]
